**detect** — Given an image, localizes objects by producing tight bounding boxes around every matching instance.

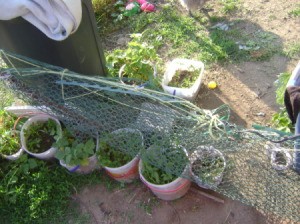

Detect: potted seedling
[0,110,23,160]
[97,128,143,183]
[20,115,62,160]
[106,34,160,89]
[139,143,191,201]
[162,58,204,101]
[190,145,226,189]
[54,129,99,174]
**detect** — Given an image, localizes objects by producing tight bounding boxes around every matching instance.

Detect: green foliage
[271,109,293,133]
[274,72,291,105]
[192,154,225,183]
[141,144,188,185]
[24,119,59,153]
[284,42,300,59]
[271,72,293,133]
[97,129,143,168]
[0,155,98,223]
[0,110,21,156]
[219,0,240,13]
[129,5,227,63]
[288,5,300,17]
[98,141,133,168]
[106,33,161,88]
[168,67,200,88]
[142,161,176,185]
[54,129,96,166]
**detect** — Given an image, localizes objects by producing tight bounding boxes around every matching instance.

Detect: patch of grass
[283,42,300,59]
[209,23,280,61]
[219,0,240,14]
[288,4,300,17]
[0,156,102,223]
[129,5,227,63]
[138,196,159,215]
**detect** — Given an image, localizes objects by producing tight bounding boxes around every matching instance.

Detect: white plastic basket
[162,58,205,101]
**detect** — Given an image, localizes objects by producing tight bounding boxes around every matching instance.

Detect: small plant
[288,5,300,17]
[271,72,293,132]
[24,118,59,153]
[191,155,224,182]
[168,66,200,88]
[220,0,240,13]
[97,129,143,168]
[190,146,225,188]
[54,129,96,166]
[0,111,21,156]
[141,144,188,185]
[106,33,161,88]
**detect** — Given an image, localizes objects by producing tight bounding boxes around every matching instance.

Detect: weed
[219,0,240,14]
[0,155,100,223]
[138,196,159,215]
[283,42,300,59]
[271,72,293,132]
[0,110,21,156]
[288,4,300,17]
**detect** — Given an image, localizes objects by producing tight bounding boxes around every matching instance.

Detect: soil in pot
[168,69,199,88]
[191,154,225,184]
[24,119,59,154]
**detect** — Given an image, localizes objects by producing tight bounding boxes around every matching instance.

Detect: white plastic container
[105,155,140,183]
[102,128,143,183]
[162,58,205,101]
[59,154,99,174]
[20,115,62,160]
[3,148,24,161]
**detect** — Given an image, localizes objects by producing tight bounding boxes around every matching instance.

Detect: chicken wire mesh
[0,50,299,223]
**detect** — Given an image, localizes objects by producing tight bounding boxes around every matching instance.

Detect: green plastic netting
[0,50,299,222]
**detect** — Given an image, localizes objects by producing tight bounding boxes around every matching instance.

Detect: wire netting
[0,50,299,223]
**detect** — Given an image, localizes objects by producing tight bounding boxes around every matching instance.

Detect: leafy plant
[141,144,188,185]
[0,110,21,156]
[24,119,59,153]
[271,72,293,132]
[106,33,161,88]
[54,129,96,166]
[288,5,300,17]
[271,109,293,133]
[191,153,225,184]
[284,42,300,59]
[0,155,99,223]
[274,72,291,105]
[98,141,133,168]
[168,66,200,88]
[97,129,143,168]
[219,0,240,13]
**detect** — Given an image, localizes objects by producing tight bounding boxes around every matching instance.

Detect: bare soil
[75,0,300,223]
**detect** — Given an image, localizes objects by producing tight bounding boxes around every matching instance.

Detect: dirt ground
[75,0,300,223]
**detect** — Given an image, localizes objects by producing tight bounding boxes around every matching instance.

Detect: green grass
[219,0,241,14]
[288,4,300,17]
[283,42,300,59]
